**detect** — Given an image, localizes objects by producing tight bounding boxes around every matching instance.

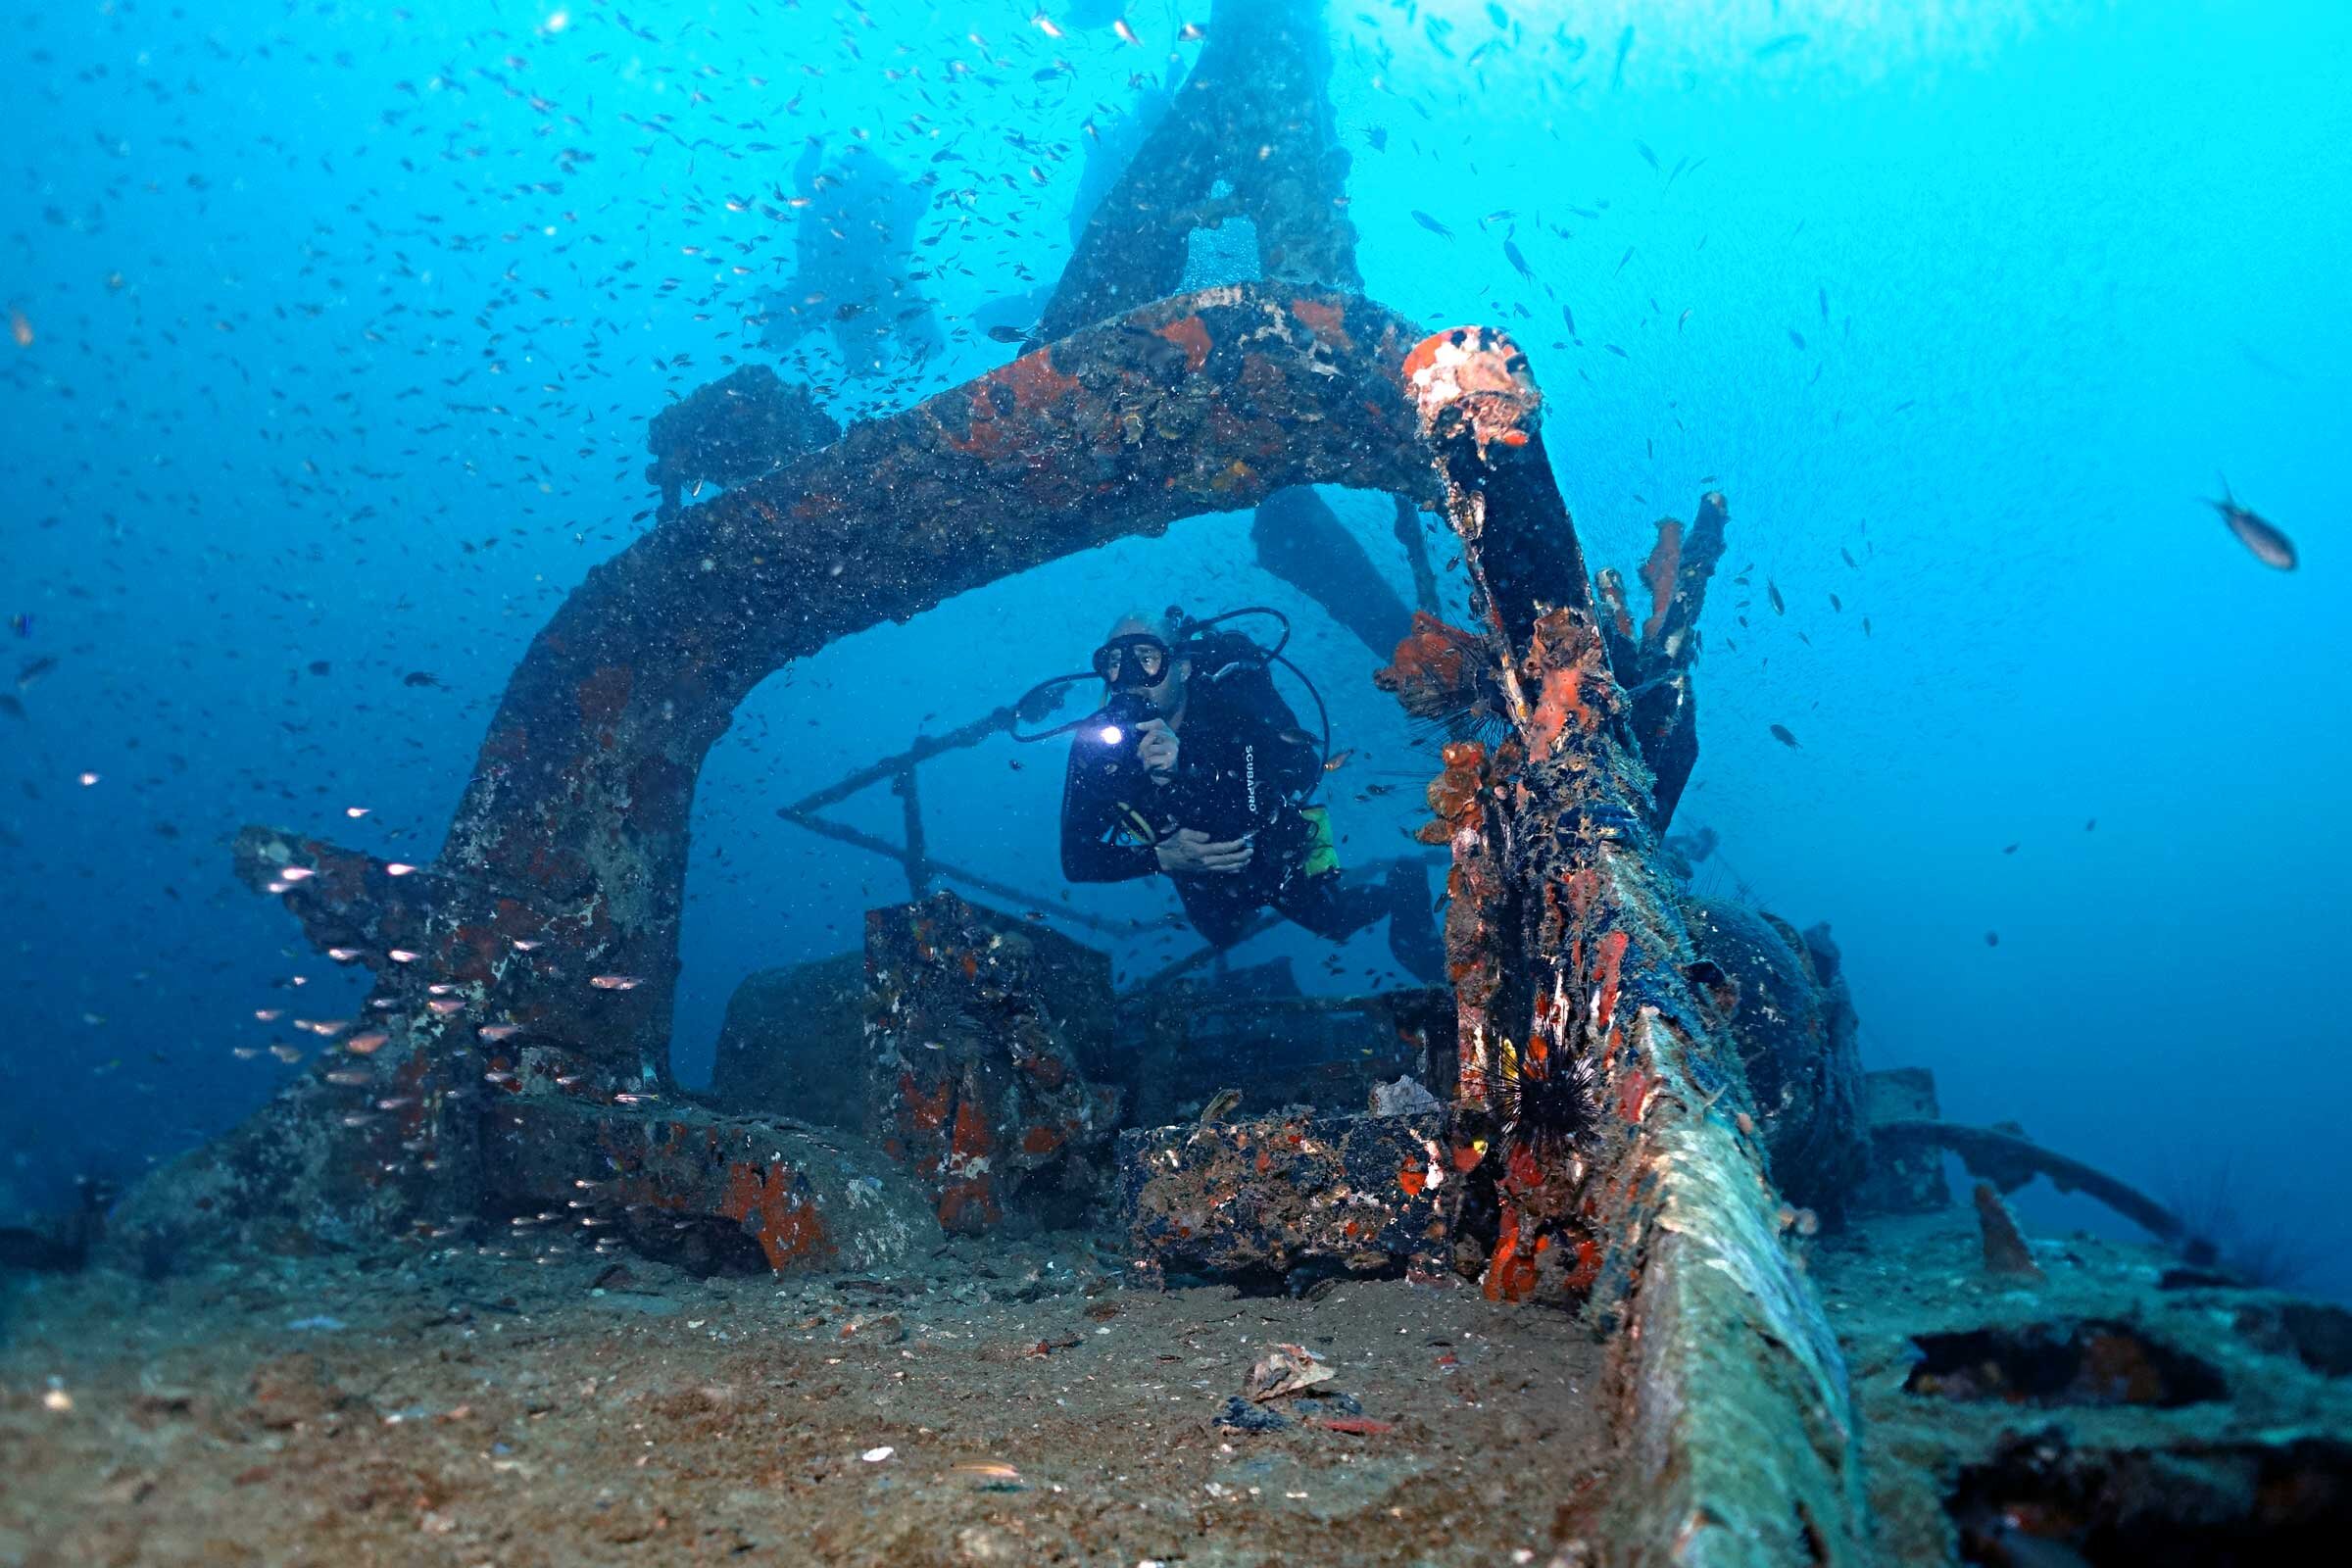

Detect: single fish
[1198,1087,1242,1126]
[951,1462,1024,1482]
[2209,480,2296,570]
[1769,724,1799,748]
[1410,210,1453,238]
[1767,579,1785,614]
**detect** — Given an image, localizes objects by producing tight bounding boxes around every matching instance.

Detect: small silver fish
[2210,480,2296,570]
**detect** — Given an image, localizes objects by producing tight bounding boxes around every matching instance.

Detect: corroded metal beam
[201,283,1435,1254]
[1399,326,1871,1560]
[1598,492,1731,829]
[1875,1117,2194,1248]
[1040,0,1358,340]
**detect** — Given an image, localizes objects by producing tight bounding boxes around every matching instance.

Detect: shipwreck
[97,2,2352,1561]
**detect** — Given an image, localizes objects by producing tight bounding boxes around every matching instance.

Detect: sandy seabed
[0,1233,1610,1567]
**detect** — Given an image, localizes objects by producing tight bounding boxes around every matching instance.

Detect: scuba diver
[1049,608,1444,983]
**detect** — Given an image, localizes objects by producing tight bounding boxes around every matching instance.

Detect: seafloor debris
[1119,1110,1450,1292]
[1973,1181,2046,1280]
[1242,1344,1338,1401]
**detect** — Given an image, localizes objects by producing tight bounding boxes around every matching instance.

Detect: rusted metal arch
[250,284,1439,1097]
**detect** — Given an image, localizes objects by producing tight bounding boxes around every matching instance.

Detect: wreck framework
[122,0,1882,1552]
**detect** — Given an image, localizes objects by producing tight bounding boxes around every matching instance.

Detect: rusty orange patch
[897,1072,952,1135]
[1290,297,1354,353]
[943,352,1082,461]
[719,1161,831,1272]
[576,663,633,737]
[1640,518,1684,645]
[1483,1205,1538,1302]
[1156,314,1212,372]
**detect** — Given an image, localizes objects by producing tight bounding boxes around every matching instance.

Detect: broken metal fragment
[1973,1182,2047,1281]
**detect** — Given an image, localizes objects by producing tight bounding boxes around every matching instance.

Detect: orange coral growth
[1529,663,1596,755]
[1289,297,1354,354]
[1523,609,1613,757]
[1156,314,1212,372]
[1424,741,1488,827]
[936,1176,999,1234]
[1562,1235,1604,1295]
[1399,332,1445,387]
[949,1098,994,1161]
[943,351,1082,460]
[719,1161,831,1272]
[896,1072,952,1135]
[1592,929,1631,1037]
[1639,518,1684,645]
[1483,1205,1539,1302]
[1375,612,1486,721]
[1617,1067,1657,1125]
[1397,1161,1427,1198]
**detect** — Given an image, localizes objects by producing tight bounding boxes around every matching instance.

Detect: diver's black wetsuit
[1058,646,1387,948]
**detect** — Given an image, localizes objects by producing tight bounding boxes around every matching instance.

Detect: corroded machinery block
[478,1095,930,1275]
[708,951,867,1129]
[1118,1110,1451,1289]
[1112,977,1455,1127]
[864,892,1121,1235]
[1682,899,1868,1219]
[1856,1065,1951,1215]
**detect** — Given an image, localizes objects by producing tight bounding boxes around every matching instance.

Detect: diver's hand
[1155,828,1252,875]
[1135,718,1179,784]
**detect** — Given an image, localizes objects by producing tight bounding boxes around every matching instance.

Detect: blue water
[3,1,2346,1295]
